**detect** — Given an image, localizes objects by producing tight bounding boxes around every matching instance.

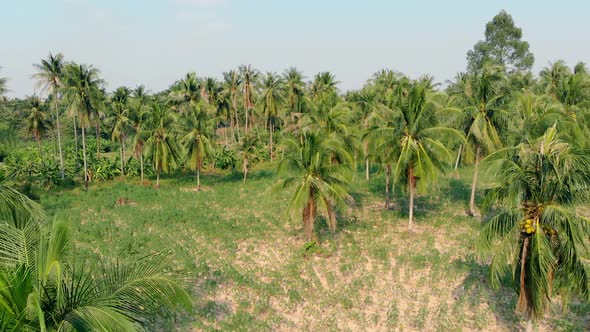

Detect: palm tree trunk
[95,122,100,158]
[364,142,370,180]
[454,144,463,170]
[140,152,144,182]
[120,137,125,176]
[229,115,235,144]
[303,189,316,242]
[37,135,43,160]
[73,117,79,169]
[517,236,531,315]
[234,107,241,143]
[468,146,481,217]
[269,122,274,162]
[81,126,88,191]
[196,168,201,190]
[242,157,248,183]
[122,135,126,168]
[53,87,65,180]
[385,163,391,209]
[224,122,229,146]
[408,166,415,229]
[245,107,249,134]
[156,171,160,188]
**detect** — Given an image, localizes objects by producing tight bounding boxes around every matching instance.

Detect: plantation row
[0,10,589,331]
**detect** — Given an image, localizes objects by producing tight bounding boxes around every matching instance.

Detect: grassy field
[39,164,590,331]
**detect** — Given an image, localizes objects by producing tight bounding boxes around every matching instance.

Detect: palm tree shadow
[452,258,520,330]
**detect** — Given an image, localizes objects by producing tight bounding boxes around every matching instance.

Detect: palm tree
[258,72,285,161]
[0,186,191,331]
[26,97,52,159]
[310,72,339,102]
[239,65,259,133]
[283,67,305,114]
[169,72,202,114]
[32,52,66,179]
[222,70,242,143]
[479,126,590,330]
[451,64,509,216]
[371,82,464,228]
[107,86,132,175]
[144,103,180,187]
[539,60,571,99]
[238,134,259,183]
[130,85,151,182]
[62,63,104,190]
[279,132,352,242]
[0,67,8,101]
[348,89,379,180]
[181,103,214,190]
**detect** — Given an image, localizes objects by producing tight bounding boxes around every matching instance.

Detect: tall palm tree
[130,85,151,182]
[451,64,509,216]
[169,72,201,113]
[222,70,242,143]
[539,60,571,99]
[479,126,590,330]
[371,82,464,228]
[238,134,259,183]
[107,86,132,175]
[32,52,66,179]
[258,72,285,161]
[279,132,352,242]
[62,63,104,190]
[239,65,259,134]
[181,103,214,190]
[144,103,180,187]
[283,67,305,114]
[26,97,52,159]
[348,89,379,180]
[0,67,8,101]
[310,72,339,102]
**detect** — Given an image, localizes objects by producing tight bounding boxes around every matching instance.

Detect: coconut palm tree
[32,52,66,179]
[144,103,180,187]
[371,82,464,228]
[239,65,259,134]
[283,67,305,114]
[258,72,285,161]
[62,63,104,190]
[479,125,590,330]
[169,72,201,114]
[26,97,52,159]
[181,103,214,190]
[539,60,571,99]
[238,134,259,183]
[451,64,509,216]
[107,86,132,175]
[222,70,242,143]
[0,67,8,101]
[310,72,339,102]
[279,131,352,242]
[130,85,151,182]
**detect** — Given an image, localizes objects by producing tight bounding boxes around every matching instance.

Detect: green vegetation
[0,9,589,331]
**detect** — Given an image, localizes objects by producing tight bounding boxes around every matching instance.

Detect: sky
[1,0,589,97]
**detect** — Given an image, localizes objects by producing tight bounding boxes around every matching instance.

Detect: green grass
[39,164,590,331]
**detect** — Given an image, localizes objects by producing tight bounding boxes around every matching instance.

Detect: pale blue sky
[1,0,589,97]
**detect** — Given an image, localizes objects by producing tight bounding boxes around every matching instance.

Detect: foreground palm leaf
[0,186,191,331]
